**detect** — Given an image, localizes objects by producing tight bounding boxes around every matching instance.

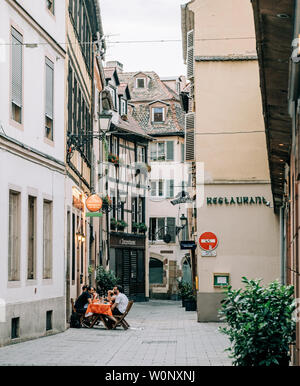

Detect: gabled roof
[119,71,180,103]
[148,100,170,106]
[118,83,131,100]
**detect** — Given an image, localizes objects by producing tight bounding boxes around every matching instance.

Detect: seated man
[111,286,128,316]
[74,286,92,315]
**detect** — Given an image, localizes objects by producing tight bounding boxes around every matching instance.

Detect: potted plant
[183,283,197,311]
[108,153,119,166]
[102,195,112,211]
[219,277,296,366]
[138,223,148,234]
[117,220,128,232]
[96,266,119,297]
[132,222,139,233]
[110,217,117,231]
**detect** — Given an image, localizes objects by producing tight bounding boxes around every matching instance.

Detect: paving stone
[0,300,231,366]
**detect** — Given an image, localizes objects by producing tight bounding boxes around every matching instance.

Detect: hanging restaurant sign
[86,194,103,212]
[206,196,269,206]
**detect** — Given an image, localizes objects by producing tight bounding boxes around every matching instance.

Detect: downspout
[280,204,286,285]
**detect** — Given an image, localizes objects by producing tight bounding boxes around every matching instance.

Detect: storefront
[109,232,146,301]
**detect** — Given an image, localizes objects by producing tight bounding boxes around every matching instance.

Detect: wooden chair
[112,300,134,330]
[71,297,85,325]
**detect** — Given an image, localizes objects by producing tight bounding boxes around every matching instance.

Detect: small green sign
[86,212,103,217]
[214,273,230,288]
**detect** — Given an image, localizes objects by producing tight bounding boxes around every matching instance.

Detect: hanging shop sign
[86,194,103,212]
[206,196,268,206]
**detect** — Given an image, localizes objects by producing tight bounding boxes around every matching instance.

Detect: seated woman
[91,287,100,303]
[106,289,116,304]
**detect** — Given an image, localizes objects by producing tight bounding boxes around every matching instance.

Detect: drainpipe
[280,204,286,285]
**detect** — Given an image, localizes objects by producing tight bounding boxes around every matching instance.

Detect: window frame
[10,25,23,126]
[136,78,146,89]
[45,56,54,142]
[8,190,21,282]
[152,106,165,123]
[43,200,53,280]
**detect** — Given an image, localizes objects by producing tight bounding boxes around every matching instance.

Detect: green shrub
[219,277,296,366]
[96,266,119,296]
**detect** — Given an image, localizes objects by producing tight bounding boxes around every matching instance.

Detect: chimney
[105,61,123,73]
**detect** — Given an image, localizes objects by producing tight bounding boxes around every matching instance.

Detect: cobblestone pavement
[0,300,231,366]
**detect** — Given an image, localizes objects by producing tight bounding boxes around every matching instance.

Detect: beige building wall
[187,0,280,320]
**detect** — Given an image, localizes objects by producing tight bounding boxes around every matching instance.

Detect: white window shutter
[11,28,23,108]
[185,112,195,161]
[45,58,54,119]
[187,30,194,80]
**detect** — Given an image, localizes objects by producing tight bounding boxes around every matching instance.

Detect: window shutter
[185,112,195,161]
[45,58,54,120]
[11,28,23,108]
[166,180,174,198]
[187,30,194,80]
[167,217,176,243]
[166,141,174,161]
[181,143,185,163]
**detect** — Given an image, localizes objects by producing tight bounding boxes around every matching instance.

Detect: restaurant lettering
[207,196,268,206]
[120,239,136,246]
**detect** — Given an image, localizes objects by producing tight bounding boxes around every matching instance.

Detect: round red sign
[199,232,218,251]
[86,194,103,212]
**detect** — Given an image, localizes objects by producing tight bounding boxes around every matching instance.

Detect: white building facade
[0,0,66,344]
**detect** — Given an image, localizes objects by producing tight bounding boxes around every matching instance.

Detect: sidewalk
[0,300,231,366]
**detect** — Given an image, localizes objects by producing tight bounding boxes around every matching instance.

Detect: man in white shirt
[111,286,129,315]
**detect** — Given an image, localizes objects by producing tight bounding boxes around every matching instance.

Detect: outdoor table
[85,302,116,329]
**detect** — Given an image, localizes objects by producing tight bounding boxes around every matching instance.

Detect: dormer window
[152,107,165,123]
[136,78,145,88]
[121,98,127,115]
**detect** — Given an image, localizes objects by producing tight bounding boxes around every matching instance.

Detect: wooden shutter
[187,30,194,79]
[185,112,195,161]
[166,141,174,161]
[167,217,176,243]
[123,250,130,296]
[158,218,165,239]
[11,28,23,108]
[45,58,54,120]
[166,180,174,198]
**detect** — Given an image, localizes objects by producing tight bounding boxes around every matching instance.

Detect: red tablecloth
[85,303,112,317]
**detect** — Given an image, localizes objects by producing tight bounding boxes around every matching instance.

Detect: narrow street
[0,301,231,366]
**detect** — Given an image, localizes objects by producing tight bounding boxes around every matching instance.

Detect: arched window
[149,258,163,284]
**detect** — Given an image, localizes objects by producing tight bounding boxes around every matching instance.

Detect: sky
[100,0,187,77]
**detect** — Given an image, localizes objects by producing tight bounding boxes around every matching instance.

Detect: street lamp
[66,110,112,162]
[176,214,188,235]
[98,111,112,134]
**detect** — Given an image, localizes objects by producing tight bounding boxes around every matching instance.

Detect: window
[149,217,176,242]
[166,180,174,198]
[149,218,165,241]
[27,196,36,280]
[8,190,21,281]
[45,58,54,140]
[46,310,53,331]
[137,146,145,163]
[11,317,20,339]
[11,27,23,124]
[46,0,55,14]
[150,180,164,197]
[136,78,145,88]
[149,258,163,284]
[150,141,174,161]
[152,107,165,123]
[43,200,53,279]
[121,98,127,115]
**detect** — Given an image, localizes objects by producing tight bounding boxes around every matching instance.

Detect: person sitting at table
[74,286,93,315]
[106,289,116,304]
[111,286,128,316]
[91,287,100,302]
